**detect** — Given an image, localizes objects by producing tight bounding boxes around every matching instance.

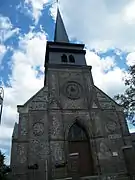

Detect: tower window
[61,54,68,62]
[69,55,75,63]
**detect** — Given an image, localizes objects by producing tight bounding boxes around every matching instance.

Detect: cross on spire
[54,0,69,43]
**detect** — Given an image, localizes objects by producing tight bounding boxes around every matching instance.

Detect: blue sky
[0,0,135,164]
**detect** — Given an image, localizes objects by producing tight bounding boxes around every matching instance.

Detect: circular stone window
[62,81,82,100]
[33,122,44,136]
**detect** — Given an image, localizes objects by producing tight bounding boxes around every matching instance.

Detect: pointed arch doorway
[68,123,94,177]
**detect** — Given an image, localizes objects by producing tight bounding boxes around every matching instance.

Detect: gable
[94,86,123,111]
[17,86,48,113]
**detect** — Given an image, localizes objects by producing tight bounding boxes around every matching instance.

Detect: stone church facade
[10,8,135,180]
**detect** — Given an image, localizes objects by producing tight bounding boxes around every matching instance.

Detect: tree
[114,65,135,125]
[0,150,11,180]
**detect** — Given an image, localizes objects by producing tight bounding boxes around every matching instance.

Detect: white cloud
[126,52,135,66]
[0,15,19,43]
[24,0,51,24]
[49,0,135,51]
[86,50,126,97]
[123,1,135,24]
[0,15,12,29]
[6,29,46,110]
[0,126,13,141]
[0,29,47,164]
[100,56,116,71]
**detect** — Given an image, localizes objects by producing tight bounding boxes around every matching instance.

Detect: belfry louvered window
[69,55,75,63]
[61,54,68,62]
[61,54,75,63]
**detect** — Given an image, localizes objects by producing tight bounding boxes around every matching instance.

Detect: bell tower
[44,2,89,70]
[44,3,95,179]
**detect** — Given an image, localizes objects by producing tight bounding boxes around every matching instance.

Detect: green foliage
[0,150,11,180]
[114,65,135,125]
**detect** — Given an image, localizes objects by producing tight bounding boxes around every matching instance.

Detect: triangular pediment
[95,86,123,111]
[17,86,48,113]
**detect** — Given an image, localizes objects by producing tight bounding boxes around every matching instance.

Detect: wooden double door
[68,123,94,177]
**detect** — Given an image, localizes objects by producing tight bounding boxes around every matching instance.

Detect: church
[10,6,135,180]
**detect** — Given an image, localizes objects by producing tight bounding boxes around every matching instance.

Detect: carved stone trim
[33,122,44,136]
[17,144,27,164]
[50,141,65,163]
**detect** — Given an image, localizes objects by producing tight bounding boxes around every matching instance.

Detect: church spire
[54,0,69,43]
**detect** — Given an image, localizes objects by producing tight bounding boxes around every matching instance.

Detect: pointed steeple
[54,4,69,43]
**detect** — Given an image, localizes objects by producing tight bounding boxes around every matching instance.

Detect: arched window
[61,54,68,63]
[69,55,75,63]
[68,123,87,141]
